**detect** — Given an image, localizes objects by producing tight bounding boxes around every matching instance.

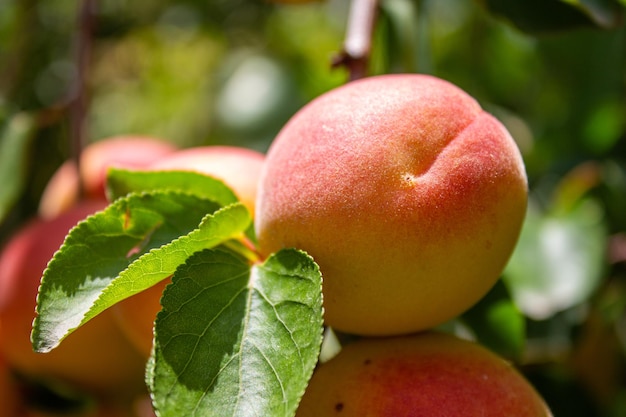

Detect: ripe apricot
[296,332,552,417]
[256,74,528,335]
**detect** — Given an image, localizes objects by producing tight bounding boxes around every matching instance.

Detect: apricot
[112,145,265,357]
[296,331,552,417]
[255,74,528,335]
[0,200,147,397]
[38,135,177,220]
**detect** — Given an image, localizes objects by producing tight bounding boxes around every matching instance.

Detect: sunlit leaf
[32,191,246,353]
[150,247,323,417]
[106,168,238,205]
[76,203,250,344]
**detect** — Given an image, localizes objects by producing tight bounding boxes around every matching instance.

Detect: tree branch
[70,0,97,196]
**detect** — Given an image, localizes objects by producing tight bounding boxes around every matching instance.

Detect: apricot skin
[255,74,528,335]
[0,200,147,397]
[296,332,552,417]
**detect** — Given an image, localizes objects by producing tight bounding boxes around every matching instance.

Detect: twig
[70,0,97,197]
[332,0,379,81]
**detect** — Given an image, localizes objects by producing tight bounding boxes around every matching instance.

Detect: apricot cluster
[253,74,551,415]
[0,136,264,416]
[1,73,551,416]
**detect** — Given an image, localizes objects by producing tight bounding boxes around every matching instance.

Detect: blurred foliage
[478,0,625,33]
[0,0,625,415]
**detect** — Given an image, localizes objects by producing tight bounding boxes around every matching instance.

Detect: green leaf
[503,198,607,320]
[106,168,259,244]
[150,247,324,417]
[106,168,239,206]
[461,280,525,361]
[0,112,35,224]
[477,0,625,33]
[93,202,251,325]
[32,191,249,353]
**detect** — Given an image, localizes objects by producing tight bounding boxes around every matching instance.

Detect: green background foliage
[1,0,626,416]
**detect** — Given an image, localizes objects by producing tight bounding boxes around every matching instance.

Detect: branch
[69,0,97,196]
[332,0,379,81]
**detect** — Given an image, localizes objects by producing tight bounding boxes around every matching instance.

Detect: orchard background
[0,0,625,416]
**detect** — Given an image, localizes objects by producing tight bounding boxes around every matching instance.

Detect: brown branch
[332,0,379,81]
[70,0,97,197]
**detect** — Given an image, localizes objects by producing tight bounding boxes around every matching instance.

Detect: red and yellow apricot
[296,331,552,417]
[255,74,528,335]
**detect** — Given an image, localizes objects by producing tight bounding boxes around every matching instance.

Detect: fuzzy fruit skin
[148,145,265,217]
[296,332,552,417]
[113,145,265,357]
[38,136,177,220]
[255,74,528,335]
[0,200,147,397]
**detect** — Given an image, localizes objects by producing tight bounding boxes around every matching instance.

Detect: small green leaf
[32,191,242,353]
[150,247,324,417]
[461,280,525,361]
[106,168,239,206]
[0,112,35,224]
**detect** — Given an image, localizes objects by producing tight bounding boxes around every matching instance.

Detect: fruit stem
[332,0,379,81]
[69,0,97,198]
